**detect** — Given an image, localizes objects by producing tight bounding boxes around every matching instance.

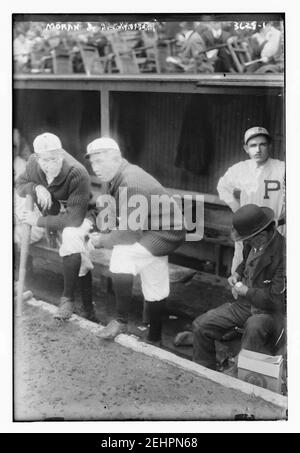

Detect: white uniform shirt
[217,157,285,234]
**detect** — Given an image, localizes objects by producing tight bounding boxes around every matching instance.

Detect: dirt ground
[22,258,237,362]
[14,303,286,422]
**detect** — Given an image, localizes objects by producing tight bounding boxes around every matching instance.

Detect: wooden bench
[27,181,233,288]
[28,239,198,294]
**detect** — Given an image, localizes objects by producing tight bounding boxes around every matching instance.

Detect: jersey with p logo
[240,159,285,220]
[217,157,285,222]
[264,179,281,199]
[222,158,285,221]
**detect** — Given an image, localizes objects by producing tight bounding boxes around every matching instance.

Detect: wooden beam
[101,87,110,135]
[13,74,283,96]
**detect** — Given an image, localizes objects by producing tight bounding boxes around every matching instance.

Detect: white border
[2,0,300,434]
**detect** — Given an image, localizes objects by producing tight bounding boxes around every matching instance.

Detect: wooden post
[16,194,34,317]
[101,88,110,136]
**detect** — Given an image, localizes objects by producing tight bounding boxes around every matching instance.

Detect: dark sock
[62,253,81,300]
[79,271,93,312]
[112,273,133,324]
[142,299,150,325]
[147,299,166,342]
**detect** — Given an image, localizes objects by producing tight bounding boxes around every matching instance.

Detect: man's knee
[244,315,273,336]
[192,313,209,336]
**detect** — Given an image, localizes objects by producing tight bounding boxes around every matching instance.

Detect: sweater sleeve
[37,168,91,230]
[95,172,149,244]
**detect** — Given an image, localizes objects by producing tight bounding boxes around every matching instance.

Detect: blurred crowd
[13,20,284,75]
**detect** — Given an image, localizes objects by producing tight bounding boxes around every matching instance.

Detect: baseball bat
[16,194,34,317]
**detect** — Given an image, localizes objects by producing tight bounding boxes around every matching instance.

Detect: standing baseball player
[217,126,285,272]
[85,137,186,344]
[16,132,96,321]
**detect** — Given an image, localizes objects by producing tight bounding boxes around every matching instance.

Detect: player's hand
[87,232,103,250]
[227,272,240,288]
[21,209,41,226]
[234,282,249,297]
[35,185,52,211]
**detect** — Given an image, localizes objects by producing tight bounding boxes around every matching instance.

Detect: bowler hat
[231,204,275,242]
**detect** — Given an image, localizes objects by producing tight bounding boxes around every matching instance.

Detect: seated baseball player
[176,204,285,371]
[16,132,96,321]
[85,137,186,344]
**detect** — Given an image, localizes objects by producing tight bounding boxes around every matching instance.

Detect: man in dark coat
[192,204,285,370]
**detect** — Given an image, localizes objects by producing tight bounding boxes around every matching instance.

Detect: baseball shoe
[218,357,238,377]
[173,331,193,346]
[54,297,74,320]
[97,319,127,340]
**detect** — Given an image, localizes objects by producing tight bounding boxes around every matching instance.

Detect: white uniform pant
[59,223,94,277]
[14,194,93,277]
[109,242,170,301]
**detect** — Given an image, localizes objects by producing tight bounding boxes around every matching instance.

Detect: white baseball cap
[85,137,120,158]
[244,127,270,145]
[33,132,62,154]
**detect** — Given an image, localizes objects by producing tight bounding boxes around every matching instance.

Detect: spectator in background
[200,21,235,72]
[167,22,214,73]
[249,21,283,71]
[87,31,109,57]
[13,32,31,72]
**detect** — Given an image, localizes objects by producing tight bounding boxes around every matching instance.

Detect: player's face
[244,229,269,249]
[89,151,121,183]
[37,150,63,179]
[244,135,270,165]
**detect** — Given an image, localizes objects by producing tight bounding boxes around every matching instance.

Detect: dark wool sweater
[88,159,186,256]
[16,150,91,230]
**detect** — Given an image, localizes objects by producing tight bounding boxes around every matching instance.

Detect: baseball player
[85,137,186,344]
[217,126,285,272]
[16,132,96,321]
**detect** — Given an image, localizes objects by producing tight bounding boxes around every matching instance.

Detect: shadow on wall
[175,95,214,176]
[110,92,145,163]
